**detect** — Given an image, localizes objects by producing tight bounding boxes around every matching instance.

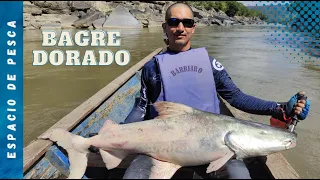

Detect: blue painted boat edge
[24,71,142,179]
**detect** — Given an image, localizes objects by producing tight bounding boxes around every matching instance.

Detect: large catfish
[39,101,297,179]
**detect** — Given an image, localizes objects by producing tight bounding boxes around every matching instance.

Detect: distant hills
[247,5,291,23]
[247,2,319,33]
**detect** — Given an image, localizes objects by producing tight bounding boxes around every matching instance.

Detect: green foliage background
[187,1,268,20]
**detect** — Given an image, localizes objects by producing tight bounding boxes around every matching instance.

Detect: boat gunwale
[23,47,164,174]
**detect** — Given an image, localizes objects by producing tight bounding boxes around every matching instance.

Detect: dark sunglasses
[167,18,195,28]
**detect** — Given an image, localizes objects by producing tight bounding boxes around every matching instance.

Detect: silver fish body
[39,101,297,179]
[97,110,296,164]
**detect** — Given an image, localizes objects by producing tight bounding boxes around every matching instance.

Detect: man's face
[163,6,196,51]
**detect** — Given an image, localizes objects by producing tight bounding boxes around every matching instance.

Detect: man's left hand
[285,91,310,120]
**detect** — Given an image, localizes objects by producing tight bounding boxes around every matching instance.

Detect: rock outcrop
[23,1,265,30]
[103,5,142,28]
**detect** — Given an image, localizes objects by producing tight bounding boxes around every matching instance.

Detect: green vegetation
[187,1,268,20]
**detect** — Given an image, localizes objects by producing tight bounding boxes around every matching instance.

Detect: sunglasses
[167,18,195,28]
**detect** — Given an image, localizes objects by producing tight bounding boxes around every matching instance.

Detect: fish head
[225,124,297,158]
[250,127,297,152]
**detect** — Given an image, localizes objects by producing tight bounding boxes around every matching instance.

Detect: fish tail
[38,128,90,179]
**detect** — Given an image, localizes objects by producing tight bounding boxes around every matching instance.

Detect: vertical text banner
[0,1,23,179]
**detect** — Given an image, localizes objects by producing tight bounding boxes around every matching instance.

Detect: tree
[188,1,268,20]
[225,1,239,17]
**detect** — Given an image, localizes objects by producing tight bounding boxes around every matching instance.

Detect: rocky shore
[24,1,265,30]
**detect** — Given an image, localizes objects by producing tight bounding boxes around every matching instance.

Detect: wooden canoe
[23,47,300,179]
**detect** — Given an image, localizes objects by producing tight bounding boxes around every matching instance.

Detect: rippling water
[24,25,320,178]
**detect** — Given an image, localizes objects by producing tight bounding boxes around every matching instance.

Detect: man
[94,2,310,179]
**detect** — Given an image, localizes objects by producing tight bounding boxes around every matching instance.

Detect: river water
[24,25,320,178]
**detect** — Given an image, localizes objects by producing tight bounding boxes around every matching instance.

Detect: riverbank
[23,1,265,30]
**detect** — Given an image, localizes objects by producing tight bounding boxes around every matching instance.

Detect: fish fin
[99,149,128,169]
[149,158,181,179]
[123,155,181,179]
[99,120,119,134]
[153,101,195,119]
[38,128,90,179]
[142,156,182,179]
[206,151,234,173]
[224,131,247,159]
[67,149,88,179]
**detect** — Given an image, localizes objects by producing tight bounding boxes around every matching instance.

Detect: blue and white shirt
[124,48,279,123]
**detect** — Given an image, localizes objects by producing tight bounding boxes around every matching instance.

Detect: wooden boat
[23,48,300,179]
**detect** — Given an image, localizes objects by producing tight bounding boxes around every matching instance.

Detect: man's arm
[122,65,149,124]
[210,57,279,115]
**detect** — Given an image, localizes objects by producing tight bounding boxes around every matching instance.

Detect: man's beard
[173,39,187,46]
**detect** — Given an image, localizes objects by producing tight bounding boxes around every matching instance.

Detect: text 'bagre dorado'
[32,30,130,66]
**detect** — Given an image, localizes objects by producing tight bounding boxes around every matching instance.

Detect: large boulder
[192,6,210,19]
[103,5,142,28]
[78,11,87,18]
[72,11,104,29]
[61,15,79,28]
[70,1,91,11]
[24,13,68,29]
[41,23,61,29]
[85,1,113,14]
[198,18,211,26]
[32,1,69,12]
[223,20,236,26]
[129,9,149,20]
[134,2,149,12]
[129,3,164,27]
[148,1,166,6]
[141,19,149,28]
[42,8,69,14]
[92,18,107,29]
[208,16,223,26]
[211,14,230,22]
[24,4,42,16]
